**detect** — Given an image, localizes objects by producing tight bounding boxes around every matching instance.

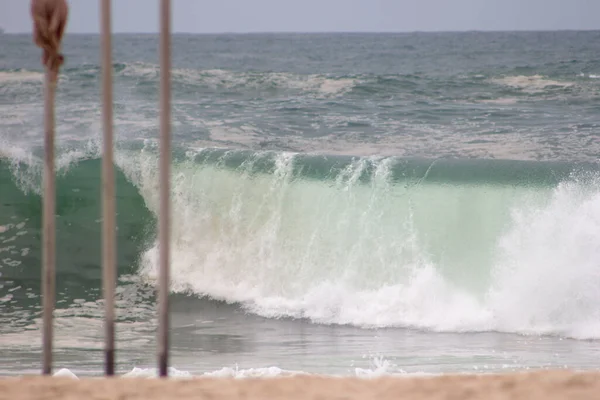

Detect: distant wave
[2,64,589,102]
[0,70,43,84]
[578,73,600,80]
[490,75,574,92]
[117,62,358,97]
[476,97,519,105]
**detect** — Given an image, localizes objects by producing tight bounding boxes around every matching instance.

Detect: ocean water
[2,31,600,378]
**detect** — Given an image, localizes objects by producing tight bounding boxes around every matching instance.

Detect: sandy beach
[1,371,600,400]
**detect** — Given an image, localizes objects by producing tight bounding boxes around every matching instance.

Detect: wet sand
[1,371,600,400]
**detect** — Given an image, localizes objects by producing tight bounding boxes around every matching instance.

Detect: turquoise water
[1,32,600,377]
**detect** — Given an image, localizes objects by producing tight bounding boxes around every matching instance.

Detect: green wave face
[0,158,154,307]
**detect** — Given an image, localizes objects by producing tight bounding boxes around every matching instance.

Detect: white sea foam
[578,73,600,79]
[53,368,79,379]
[117,62,356,97]
[477,97,519,105]
[123,367,193,379]
[487,179,600,339]
[49,356,407,379]
[193,69,356,97]
[491,75,574,92]
[0,71,44,84]
[119,63,160,80]
[202,366,302,378]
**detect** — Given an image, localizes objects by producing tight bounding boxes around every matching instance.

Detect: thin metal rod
[158,0,172,378]
[100,0,117,377]
[42,69,56,376]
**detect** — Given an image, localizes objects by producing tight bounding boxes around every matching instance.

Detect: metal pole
[158,0,172,378]
[30,0,68,376]
[41,66,56,377]
[100,0,117,377]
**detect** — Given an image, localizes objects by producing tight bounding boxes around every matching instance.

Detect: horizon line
[2,28,600,35]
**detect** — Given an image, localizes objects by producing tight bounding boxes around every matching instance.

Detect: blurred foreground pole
[100,0,117,377]
[158,0,172,378]
[30,0,68,376]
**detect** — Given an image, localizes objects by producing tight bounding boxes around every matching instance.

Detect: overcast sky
[1,0,599,34]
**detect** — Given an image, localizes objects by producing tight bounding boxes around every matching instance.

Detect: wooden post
[158,0,172,378]
[40,61,57,378]
[100,0,117,377]
[30,0,68,376]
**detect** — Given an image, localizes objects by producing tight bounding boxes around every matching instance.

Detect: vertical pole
[100,0,117,377]
[158,0,172,378]
[31,0,68,376]
[41,68,56,376]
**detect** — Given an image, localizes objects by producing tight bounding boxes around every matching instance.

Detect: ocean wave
[0,63,357,97]
[112,149,600,340]
[52,366,293,379]
[118,62,357,97]
[48,355,407,379]
[490,75,574,92]
[476,97,519,105]
[3,147,600,341]
[578,73,600,79]
[0,70,44,84]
